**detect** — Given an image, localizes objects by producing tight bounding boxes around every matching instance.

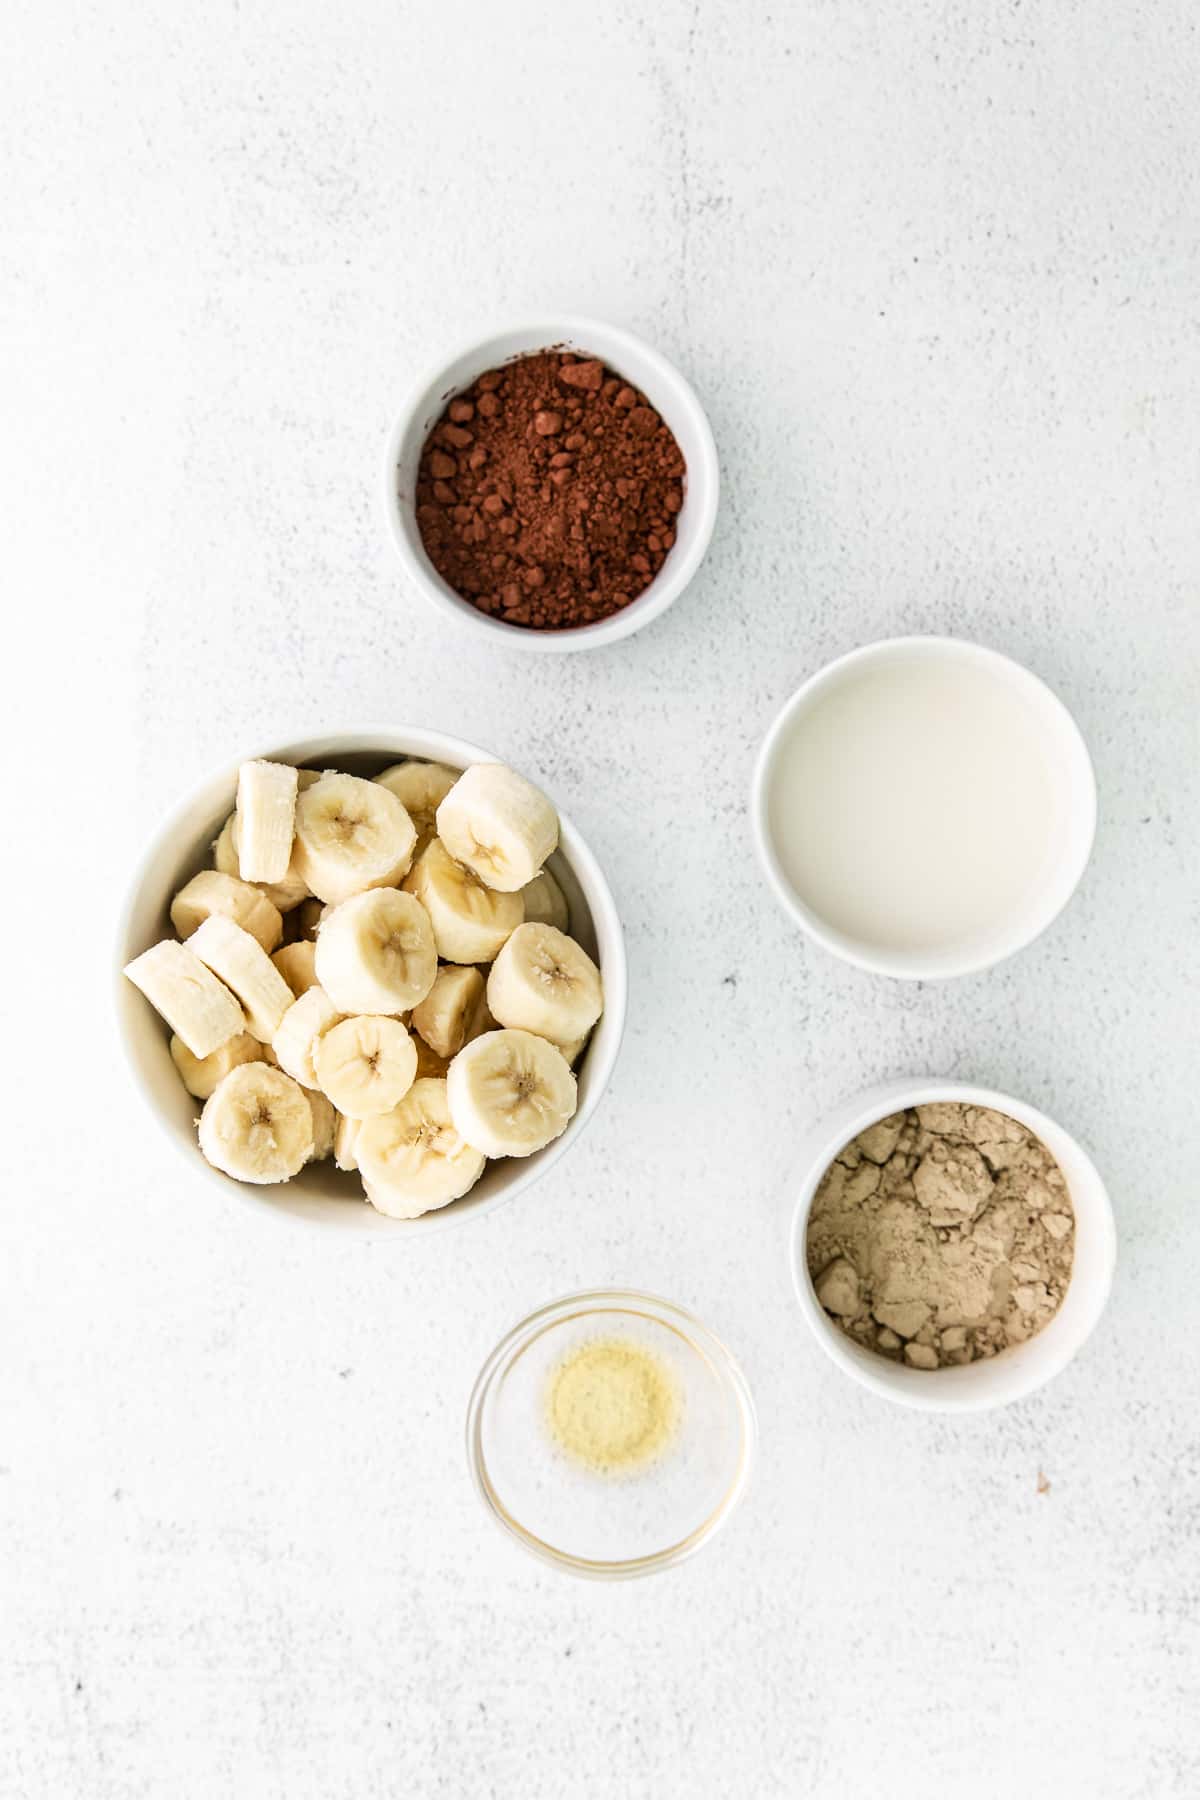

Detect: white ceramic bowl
[789,1078,1117,1412]
[751,636,1097,979]
[115,728,627,1238]
[381,316,719,651]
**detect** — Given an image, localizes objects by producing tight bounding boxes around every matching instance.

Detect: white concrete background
[3,1,1198,1795]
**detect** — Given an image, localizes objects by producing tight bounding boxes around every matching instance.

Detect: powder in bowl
[805,1104,1075,1369]
[415,350,687,630]
[545,1337,678,1474]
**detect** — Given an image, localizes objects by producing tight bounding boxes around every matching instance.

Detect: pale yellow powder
[545,1338,677,1474]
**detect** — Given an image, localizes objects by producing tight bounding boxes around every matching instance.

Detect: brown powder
[414,350,687,630]
[805,1104,1075,1369]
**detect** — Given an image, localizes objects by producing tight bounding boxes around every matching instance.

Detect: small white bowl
[381,317,719,652]
[789,1079,1117,1412]
[751,636,1097,980]
[115,728,627,1238]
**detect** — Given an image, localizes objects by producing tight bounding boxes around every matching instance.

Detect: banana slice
[124,939,245,1059]
[271,940,319,998]
[313,1015,418,1118]
[357,1078,486,1218]
[170,870,283,953]
[293,772,417,905]
[446,1028,577,1159]
[411,964,492,1060]
[374,761,458,852]
[188,914,294,1043]
[272,985,343,1087]
[557,1031,590,1068]
[402,839,522,963]
[198,1062,314,1183]
[436,763,559,893]
[236,760,299,884]
[169,1029,267,1099]
[486,923,603,1044]
[314,888,436,1015]
[333,1111,361,1171]
[215,812,310,913]
[519,867,569,933]
[305,1087,336,1161]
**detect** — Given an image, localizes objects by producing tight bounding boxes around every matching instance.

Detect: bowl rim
[789,1077,1118,1413]
[114,725,628,1240]
[750,634,1098,980]
[380,314,720,654]
[465,1287,758,1579]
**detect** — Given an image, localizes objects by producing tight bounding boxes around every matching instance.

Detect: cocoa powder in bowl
[414,350,687,631]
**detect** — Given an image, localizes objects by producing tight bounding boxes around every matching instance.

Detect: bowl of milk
[751,637,1096,979]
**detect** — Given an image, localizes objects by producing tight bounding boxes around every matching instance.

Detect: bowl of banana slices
[116,728,626,1235]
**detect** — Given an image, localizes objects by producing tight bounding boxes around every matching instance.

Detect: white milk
[767,653,1065,956]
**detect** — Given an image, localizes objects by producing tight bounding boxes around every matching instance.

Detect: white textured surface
[3,2,1199,1795]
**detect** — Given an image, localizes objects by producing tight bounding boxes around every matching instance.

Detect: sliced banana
[198,1063,314,1183]
[170,869,283,954]
[169,1029,267,1100]
[293,772,417,905]
[333,1111,361,1172]
[357,1078,486,1218]
[305,1087,336,1161]
[374,761,458,852]
[436,762,559,893]
[557,1031,590,1068]
[413,1035,451,1079]
[519,867,569,933]
[446,1028,577,1159]
[124,939,245,1059]
[236,759,299,884]
[313,1014,418,1119]
[215,811,309,913]
[411,964,492,1060]
[486,923,603,1044]
[271,940,319,998]
[188,914,294,1043]
[272,985,343,1087]
[314,888,436,1017]
[402,839,522,963]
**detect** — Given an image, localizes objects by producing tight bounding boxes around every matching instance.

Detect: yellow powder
[546,1337,677,1475]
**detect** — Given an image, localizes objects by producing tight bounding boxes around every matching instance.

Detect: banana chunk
[170,869,283,953]
[293,772,417,905]
[411,964,492,1060]
[170,1029,267,1099]
[315,888,437,1015]
[270,940,319,998]
[357,1078,486,1218]
[374,761,458,853]
[446,1028,577,1159]
[402,839,522,963]
[124,939,245,1060]
[333,1111,362,1171]
[188,914,295,1043]
[214,811,309,913]
[486,922,603,1044]
[519,867,569,933]
[236,760,299,884]
[272,985,343,1088]
[313,1015,419,1119]
[436,763,558,893]
[305,1087,336,1162]
[198,1063,315,1183]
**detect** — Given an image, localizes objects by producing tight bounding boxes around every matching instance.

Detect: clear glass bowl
[466,1290,756,1579]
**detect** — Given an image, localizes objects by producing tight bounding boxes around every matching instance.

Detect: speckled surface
[4,2,1200,1795]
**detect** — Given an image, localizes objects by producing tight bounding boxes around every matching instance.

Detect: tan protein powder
[805,1104,1075,1369]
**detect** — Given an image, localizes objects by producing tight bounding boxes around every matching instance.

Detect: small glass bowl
[466,1290,756,1580]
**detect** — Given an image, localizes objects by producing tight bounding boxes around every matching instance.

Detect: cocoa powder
[414,350,687,630]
